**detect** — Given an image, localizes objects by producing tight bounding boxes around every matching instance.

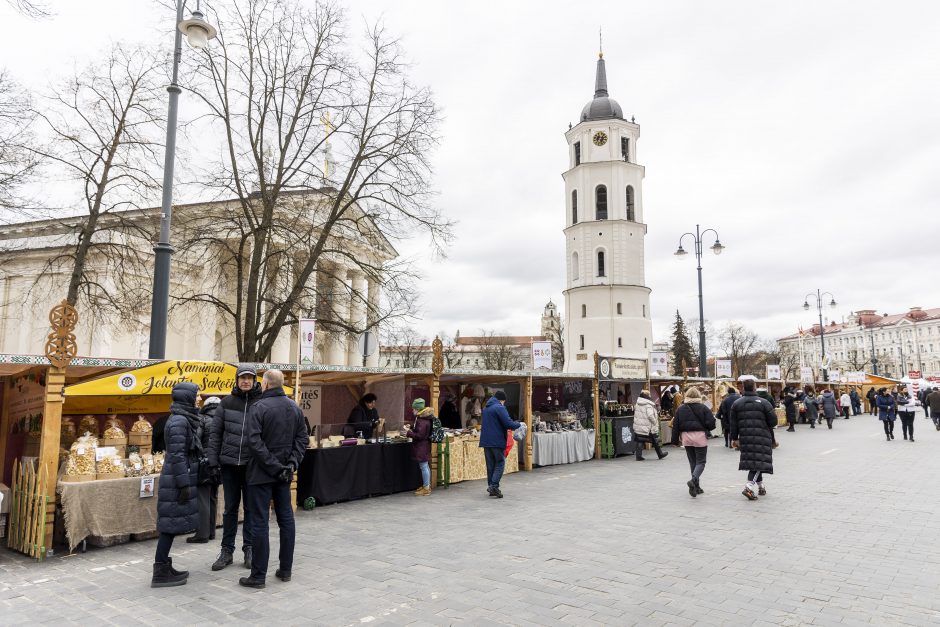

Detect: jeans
[882,419,895,437]
[900,414,915,439]
[418,461,430,488]
[155,532,174,563]
[483,447,506,489]
[195,483,218,539]
[248,480,295,580]
[685,446,707,480]
[220,464,252,552]
[933,410,940,428]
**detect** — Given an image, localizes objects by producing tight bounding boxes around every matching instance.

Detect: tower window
[572,251,579,280]
[579,335,585,350]
[574,142,581,167]
[626,186,635,221]
[595,185,607,220]
[644,338,648,349]
[597,250,606,277]
[617,302,622,315]
[581,304,587,318]
[642,304,646,317]
[621,137,629,162]
[571,190,578,224]
[618,337,622,348]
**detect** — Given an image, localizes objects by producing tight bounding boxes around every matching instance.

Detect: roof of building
[778,307,940,341]
[580,54,623,122]
[455,335,547,347]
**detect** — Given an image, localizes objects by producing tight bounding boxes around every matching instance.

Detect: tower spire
[599,26,603,58]
[594,54,608,98]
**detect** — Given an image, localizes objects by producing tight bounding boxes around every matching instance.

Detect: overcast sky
[3,1,939,348]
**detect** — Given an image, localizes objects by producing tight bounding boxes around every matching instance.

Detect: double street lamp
[147,2,217,359]
[675,225,725,377]
[803,289,837,381]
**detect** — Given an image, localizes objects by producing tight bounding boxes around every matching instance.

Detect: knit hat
[236,364,257,378]
[412,398,426,410]
[493,390,507,401]
[204,396,222,408]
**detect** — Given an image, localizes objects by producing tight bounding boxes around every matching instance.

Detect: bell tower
[563,51,652,373]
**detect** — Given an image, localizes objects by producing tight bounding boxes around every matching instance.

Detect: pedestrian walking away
[803,388,819,429]
[632,390,668,461]
[671,387,715,497]
[730,376,778,501]
[820,389,838,429]
[239,369,309,589]
[850,388,862,415]
[918,387,932,419]
[716,387,741,446]
[151,382,201,588]
[783,386,798,432]
[188,396,222,544]
[866,387,877,416]
[927,387,940,431]
[875,388,897,441]
[406,398,435,495]
[479,391,521,499]
[897,390,916,442]
[839,391,852,419]
[207,365,263,571]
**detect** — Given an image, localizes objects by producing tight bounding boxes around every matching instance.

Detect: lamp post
[147,2,217,359]
[803,289,837,382]
[869,328,879,375]
[675,225,724,377]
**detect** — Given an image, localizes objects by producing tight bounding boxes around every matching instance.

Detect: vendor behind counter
[345,393,379,438]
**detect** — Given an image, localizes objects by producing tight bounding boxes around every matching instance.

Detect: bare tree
[27,45,164,318]
[381,324,429,368]
[174,0,451,361]
[843,348,872,372]
[0,71,40,214]
[550,318,565,370]
[718,321,760,378]
[477,329,526,371]
[754,339,801,380]
[5,0,51,18]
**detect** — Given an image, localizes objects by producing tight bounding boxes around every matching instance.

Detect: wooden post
[429,337,444,488]
[0,377,11,484]
[521,376,533,471]
[593,352,601,460]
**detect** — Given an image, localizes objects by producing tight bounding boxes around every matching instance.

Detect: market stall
[597,355,649,458]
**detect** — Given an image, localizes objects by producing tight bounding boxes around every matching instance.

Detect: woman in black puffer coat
[152,382,201,588]
[730,378,779,501]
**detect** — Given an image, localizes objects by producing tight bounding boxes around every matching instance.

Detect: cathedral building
[563,52,653,373]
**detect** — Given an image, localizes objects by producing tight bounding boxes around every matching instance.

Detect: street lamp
[675,225,724,377]
[803,289,837,381]
[148,1,217,359]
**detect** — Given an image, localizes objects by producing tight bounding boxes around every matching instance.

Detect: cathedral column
[346,271,367,365]
[327,269,350,365]
[365,278,381,367]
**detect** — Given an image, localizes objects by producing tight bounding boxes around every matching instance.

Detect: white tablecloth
[532,429,595,466]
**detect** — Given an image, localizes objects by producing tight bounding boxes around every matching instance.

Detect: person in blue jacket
[479,390,521,499]
[875,388,897,441]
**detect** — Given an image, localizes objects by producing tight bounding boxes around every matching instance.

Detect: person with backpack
[671,387,716,497]
[479,391,522,499]
[406,398,437,496]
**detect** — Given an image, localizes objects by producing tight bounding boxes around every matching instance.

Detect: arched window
[595,185,607,220]
[616,302,622,315]
[571,190,578,224]
[626,186,635,221]
[597,250,606,277]
[571,252,579,280]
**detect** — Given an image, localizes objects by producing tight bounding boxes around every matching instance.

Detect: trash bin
[610,416,636,457]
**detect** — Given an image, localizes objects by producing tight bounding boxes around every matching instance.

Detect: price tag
[134,462,142,470]
[77,447,86,455]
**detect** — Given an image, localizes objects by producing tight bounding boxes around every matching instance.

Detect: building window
[618,337,622,348]
[644,338,648,349]
[616,302,622,315]
[597,250,606,277]
[642,304,646,317]
[550,320,554,328]
[574,141,581,167]
[571,190,578,224]
[621,137,629,162]
[579,335,585,350]
[581,304,587,318]
[595,185,607,220]
[572,251,579,280]
[626,186,635,221]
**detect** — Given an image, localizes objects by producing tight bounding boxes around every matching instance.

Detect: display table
[58,476,159,552]
[440,434,520,484]
[532,429,595,466]
[296,442,422,506]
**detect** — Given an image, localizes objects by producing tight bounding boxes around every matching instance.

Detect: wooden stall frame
[593,352,601,460]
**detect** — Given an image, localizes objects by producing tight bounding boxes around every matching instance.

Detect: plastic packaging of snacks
[79,414,99,437]
[104,415,122,430]
[62,435,97,481]
[152,451,165,473]
[96,455,125,476]
[141,453,155,475]
[125,453,145,477]
[130,416,153,433]
[103,424,126,439]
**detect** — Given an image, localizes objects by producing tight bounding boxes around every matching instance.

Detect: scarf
[170,401,203,457]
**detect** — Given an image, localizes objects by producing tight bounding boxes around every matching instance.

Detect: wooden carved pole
[40,300,79,553]
[593,352,601,460]
[429,336,444,488]
[522,376,533,471]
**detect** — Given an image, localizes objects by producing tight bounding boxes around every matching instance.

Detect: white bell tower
[563,51,652,373]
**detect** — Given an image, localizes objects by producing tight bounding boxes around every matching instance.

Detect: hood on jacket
[822,390,834,396]
[231,381,262,399]
[485,396,503,409]
[171,382,199,407]
[636,396,656,407]
[415,407,435,419]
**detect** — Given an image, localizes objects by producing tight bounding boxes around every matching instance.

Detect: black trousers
[900,414,915,438]
[635,434,664,459]
[882,419,895,436]
[747,470,763,483]
[220,464,253,552]
[685,446,707,480]
[842,407,850,419]
[195,483,218,539]
[248,480,296,580]
[154,532,175,563]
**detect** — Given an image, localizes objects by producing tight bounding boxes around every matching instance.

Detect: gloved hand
[276,463,295,483]
[177,486,191,504]
[209,465,222,486]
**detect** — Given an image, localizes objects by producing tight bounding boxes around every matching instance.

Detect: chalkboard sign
[563,379,594,428]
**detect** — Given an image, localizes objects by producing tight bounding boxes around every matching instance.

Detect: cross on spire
[599,26,603,58]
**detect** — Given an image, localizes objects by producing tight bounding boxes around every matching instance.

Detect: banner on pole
[648,351,669,377]
[532,342,552,370]
[800,366,814,383]
[716,359,732,378]
[766,364,781,380]
[299,319,316,365]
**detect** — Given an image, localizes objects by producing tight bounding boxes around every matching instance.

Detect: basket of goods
[60,417,78,448]
[152,451,165,473]
[79,414,99,437]
[101,423,128,457]
[61,435,97,482]
[96,454,126,480]
[128,416,152,448]
[125,453,145,477]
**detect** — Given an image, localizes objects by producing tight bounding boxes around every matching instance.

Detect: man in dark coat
[660,387,675,417]
[479,391,521,499]
[438,394,462,429]
[188,396,222,544]
[782,387,798,432]
[346,393,379,438]
[866,387,877,415]
[207,365,262,571]
[152,382,201,588]
[730,377,778,501]
[239,369,308,589]
[716,387,740,447]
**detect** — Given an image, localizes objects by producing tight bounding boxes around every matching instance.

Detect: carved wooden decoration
[431,336,445,377]
[44,300,79,369]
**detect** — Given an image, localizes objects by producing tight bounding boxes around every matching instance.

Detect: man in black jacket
[730,376,779,501]
[716,387,740,447]
[239,369,308,589]
[207,365,262,571]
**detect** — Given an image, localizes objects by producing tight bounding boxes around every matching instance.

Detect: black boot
[151,561,187,588]
[243,546,253,569]
[212,547,234,572]
[167,557,188,579]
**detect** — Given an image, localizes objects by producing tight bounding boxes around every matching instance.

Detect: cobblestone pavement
[2,415,940,626]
